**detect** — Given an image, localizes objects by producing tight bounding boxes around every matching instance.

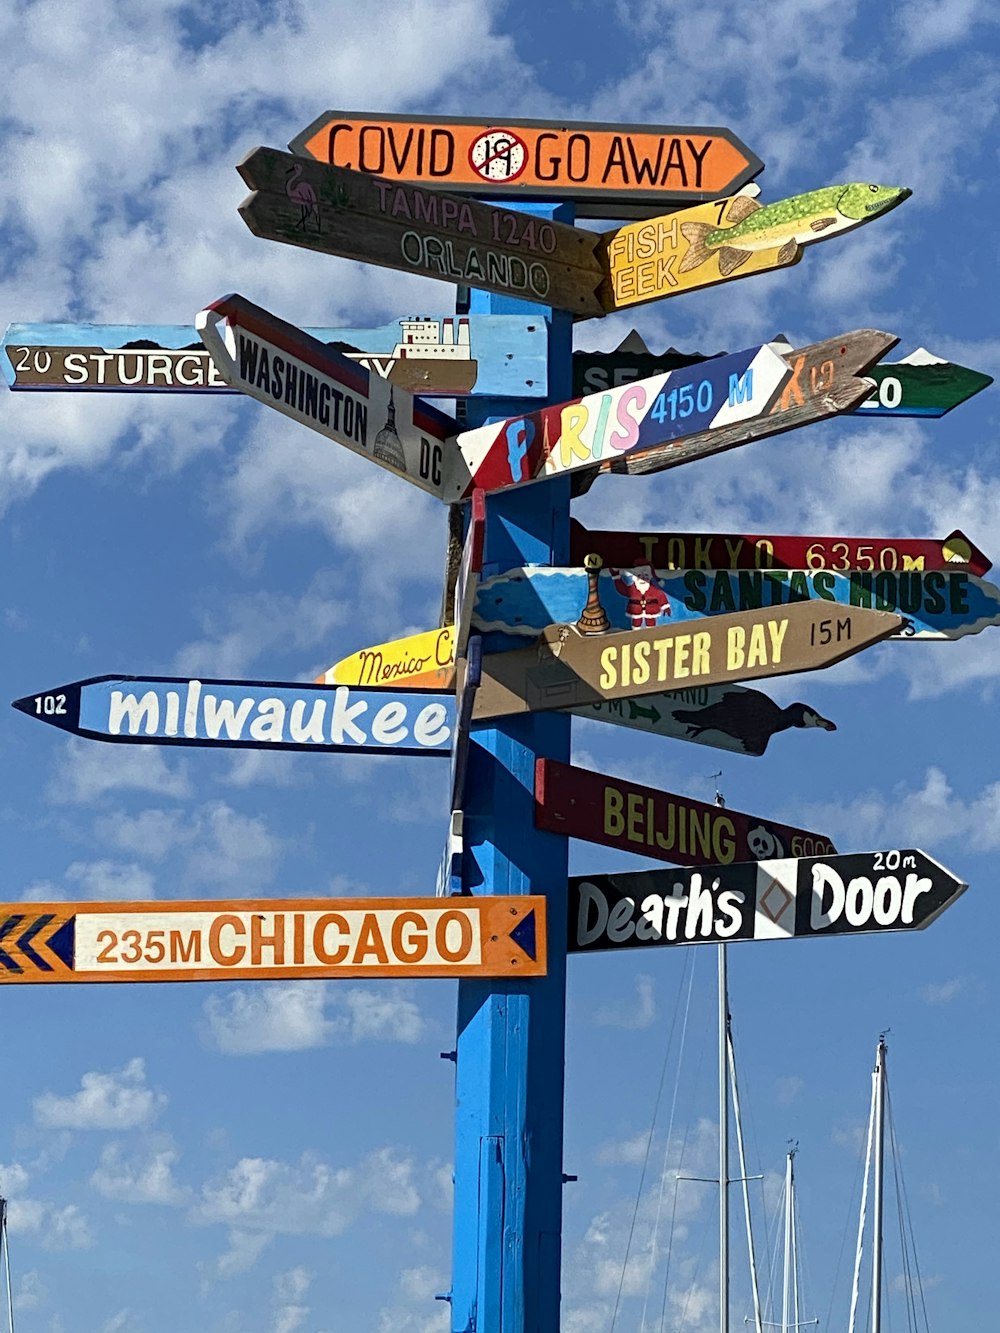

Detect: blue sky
[2,1,999,1330]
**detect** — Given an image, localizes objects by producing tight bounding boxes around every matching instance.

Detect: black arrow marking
[0,915,25,972]
[17,916,55,971]
[510,908,537,962]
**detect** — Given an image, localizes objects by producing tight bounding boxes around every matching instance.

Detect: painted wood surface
[572,683,836,756]
[568,849,966,953]
[472,563,1000,640]
[597,329,899,479]
[535,758,836,868]
[455,490,487,659]
[2,317,548,398]
[471,602,903,720]
[197,294,460,501]
[598,182,910,312]
[319,626,456,689]
[0,895,546,983]
[237,146,605,318]
[570,519,993,577]
[12,675,455,756]
[290,111,764,220]
[447,342,789,500]
[574,338,992,419]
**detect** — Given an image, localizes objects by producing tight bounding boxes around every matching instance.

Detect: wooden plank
[455,490,487,660]
[535,758,836,866]
[2,316,548,397]
[472,602,903,720]
[319,626,456,690]
[13,675,455,757]
[446,342,790,500]
[568,850,966,952]
[598,330,900,479]
[197,293,460,501]
[569,519,993,577]
[0,895,546,983]
[472,563,1000,640]
[597,182,910,313]
[237,146,605,318]
[570,683,837,757]
[289,111,764,221]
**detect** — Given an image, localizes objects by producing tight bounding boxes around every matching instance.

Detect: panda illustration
[745,824,785,860]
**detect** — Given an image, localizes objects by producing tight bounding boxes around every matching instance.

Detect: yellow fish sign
[599,182,910,312]
[319,626,456,690]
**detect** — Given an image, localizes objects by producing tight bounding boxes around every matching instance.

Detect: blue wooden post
[448,204,574,1333]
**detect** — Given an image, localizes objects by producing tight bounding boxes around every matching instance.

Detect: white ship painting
[346,317,479,392]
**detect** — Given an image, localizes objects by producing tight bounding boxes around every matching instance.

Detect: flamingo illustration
[285,162,321,232]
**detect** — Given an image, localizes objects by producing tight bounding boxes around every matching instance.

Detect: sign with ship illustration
[446,341,790,500]
[568,849,966,953]
[237,145,606,318]
[595,329,899,481]
[569,518,993,577]
[598,181,910,312]
[289,111,764,220]
[2,316,547,397]
[573,334,992,420]
[535,758,836,867]
[197,294,460,500]
[472,561,1000,641]
[572,683,836,756]
[12,675,455,757]
[0,895,546,983]
[471,603,904,720]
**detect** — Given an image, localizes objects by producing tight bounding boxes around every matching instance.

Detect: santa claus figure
[610,565,671,628]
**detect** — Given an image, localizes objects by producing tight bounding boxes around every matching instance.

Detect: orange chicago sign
[0,896,546,983]
[290,113,763,219]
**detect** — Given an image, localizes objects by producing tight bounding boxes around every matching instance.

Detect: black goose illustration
[672,691,836,756]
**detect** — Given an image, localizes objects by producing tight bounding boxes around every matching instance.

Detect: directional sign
[599,330,899,480]
[471,603,903,720]
[290,111,764,220]
[857,348,993,417]
[473,564,1000,640]
[446,342,789,500]
[455,490,487,660]
[0,895,545,983]
[569,518,993,578]
[535,758,836,868]
[598,181,910,312]
[319,626,456,690]
[571,683,836,757]
[237,145,606,318]
[12,676,455,757]
[197,294,459,500]
[568,849,966,953]
[3,316,548,399]
[574,338,992,421]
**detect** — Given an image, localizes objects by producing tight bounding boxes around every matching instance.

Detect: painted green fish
[679,183,912,278]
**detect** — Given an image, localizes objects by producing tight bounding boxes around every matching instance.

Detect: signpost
[319,625,456,689]
[571,683,836,757]
[472,563,1000,640]
[290,111,764,220]
[197,293,460,500]
[472,602,904,720]
[601,329,899,479]
[574,337,992,420]
[446,341,790,500]
[0,895,545,983]
[568,849,966,952]
[569,518,993,577]
[3,316,548,399]
[12,675,454,757]
[535,758,836,866]
[237,146,606,317]
[598,181,910,312]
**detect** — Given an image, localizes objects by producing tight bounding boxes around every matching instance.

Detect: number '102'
[34,694,67,715]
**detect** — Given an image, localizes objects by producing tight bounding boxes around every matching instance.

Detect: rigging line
[824,1107,869,1333]
[762,1175,787,1328]
[791,1172,819,1329]
[886,1084,931,1333]
[728,1024,763,1333]
[847,1070,878,1333]
[641,951,699,1333]
[1,1200,13,1333]
[610,948,697,1333]
[656,1158,683,1332]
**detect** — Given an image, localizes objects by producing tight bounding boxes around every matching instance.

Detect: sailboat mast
[1,1196,13,1333]
[871,1037,887,1333]
[781,1150,795,1333]
[719,941,730,1333]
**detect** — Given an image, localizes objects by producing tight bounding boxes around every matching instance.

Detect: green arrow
[629,701,661,724]
[861,349,992,417]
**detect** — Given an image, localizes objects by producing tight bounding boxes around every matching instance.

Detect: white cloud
[21,858,156,903]
[13,1270,46,1313]
[9,1200,93,1250]
[921,977,966,1004]
[776,1075,804,1105]
[210,1228,272,1281]
[0,1161,31,1195]
[893,0,1000,56]
[100,1310,134,1333]
[203,982,425,1054]
[50,740,191,805]
[272,1266,312,1333]
[34,1057,165,1131]
[91,1143,187,1205]
[596,973,657,1028]
[597,1131,651,1167]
